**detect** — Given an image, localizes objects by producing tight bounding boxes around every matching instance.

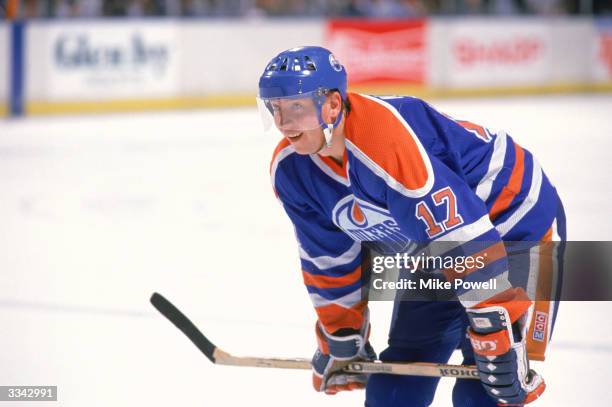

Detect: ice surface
[0,95,611,406]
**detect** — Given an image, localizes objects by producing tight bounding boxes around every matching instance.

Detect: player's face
[270,97,325,154]
[283,127,326,155]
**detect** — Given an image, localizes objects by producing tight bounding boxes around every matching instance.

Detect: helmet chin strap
[323,124,333,148]
[320,109,343,151]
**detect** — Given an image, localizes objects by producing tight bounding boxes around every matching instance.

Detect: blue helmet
[258,46,347,100]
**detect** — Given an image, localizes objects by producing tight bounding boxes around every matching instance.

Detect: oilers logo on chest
[331,195,412,254]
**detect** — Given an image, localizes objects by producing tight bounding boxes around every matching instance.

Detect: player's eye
[291,103,304,111]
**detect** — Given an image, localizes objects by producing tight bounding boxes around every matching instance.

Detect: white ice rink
[1,94,611,406]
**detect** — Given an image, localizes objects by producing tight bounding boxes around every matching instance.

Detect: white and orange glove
[467,289,545,406]
[311,314,376,394]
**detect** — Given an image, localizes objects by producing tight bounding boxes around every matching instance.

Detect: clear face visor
[256,91,325,136]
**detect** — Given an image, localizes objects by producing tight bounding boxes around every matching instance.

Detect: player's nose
[277,119,299,137]
[278,112,295,128]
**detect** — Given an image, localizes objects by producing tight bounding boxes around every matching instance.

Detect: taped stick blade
[150,292,217,363]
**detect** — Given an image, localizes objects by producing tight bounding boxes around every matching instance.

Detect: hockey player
[259,46,565,406]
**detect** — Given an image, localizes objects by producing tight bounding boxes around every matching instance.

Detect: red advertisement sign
[453,36,543,67]
[325,19,427,85]
[598,33,612,77]
[443,22,550,87]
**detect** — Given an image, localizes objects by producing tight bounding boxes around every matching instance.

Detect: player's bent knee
[365,374,439,407]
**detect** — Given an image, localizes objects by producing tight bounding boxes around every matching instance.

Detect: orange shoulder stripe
[270,138,292,198]
[345,93,430,192]
[269,137,291,175]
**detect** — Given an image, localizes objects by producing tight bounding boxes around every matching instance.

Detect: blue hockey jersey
[270,93,561,334]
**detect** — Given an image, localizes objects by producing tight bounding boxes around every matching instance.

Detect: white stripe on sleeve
[299,241,361,270]
[496,160,543,237]
[476,131,508,203]
[309,287,362,309]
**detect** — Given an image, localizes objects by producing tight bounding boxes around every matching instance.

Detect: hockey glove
[467,295,545,406]
[311,315,376,395]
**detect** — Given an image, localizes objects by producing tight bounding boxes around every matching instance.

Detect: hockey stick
[150,292,479,380]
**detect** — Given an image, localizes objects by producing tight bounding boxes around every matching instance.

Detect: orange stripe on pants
[526,226,556,361]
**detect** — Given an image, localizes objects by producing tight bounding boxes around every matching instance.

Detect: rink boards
[0,24,7,117]
[1,18,612,116]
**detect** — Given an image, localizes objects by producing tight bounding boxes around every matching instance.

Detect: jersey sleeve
[271,150,367,334]
[345,94,513,307]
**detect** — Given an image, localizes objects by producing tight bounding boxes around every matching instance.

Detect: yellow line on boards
[27,95,256,115]
[22,82,612,116]
[351,82,612,99]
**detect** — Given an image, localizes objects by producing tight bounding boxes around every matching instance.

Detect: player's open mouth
[287,133,303,141]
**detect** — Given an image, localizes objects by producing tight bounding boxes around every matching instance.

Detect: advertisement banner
[180,20,324,95]
[324,19,427,85]
[27,21,181,102]
[442,20,552,88]
[593,18,612,82]
[0,24,8,115]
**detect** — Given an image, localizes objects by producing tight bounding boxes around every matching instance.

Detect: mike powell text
[372,277,498,291]
[370,252,496,292]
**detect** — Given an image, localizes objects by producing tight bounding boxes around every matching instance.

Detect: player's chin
[290,138,320,155]
[293,146,315,155]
